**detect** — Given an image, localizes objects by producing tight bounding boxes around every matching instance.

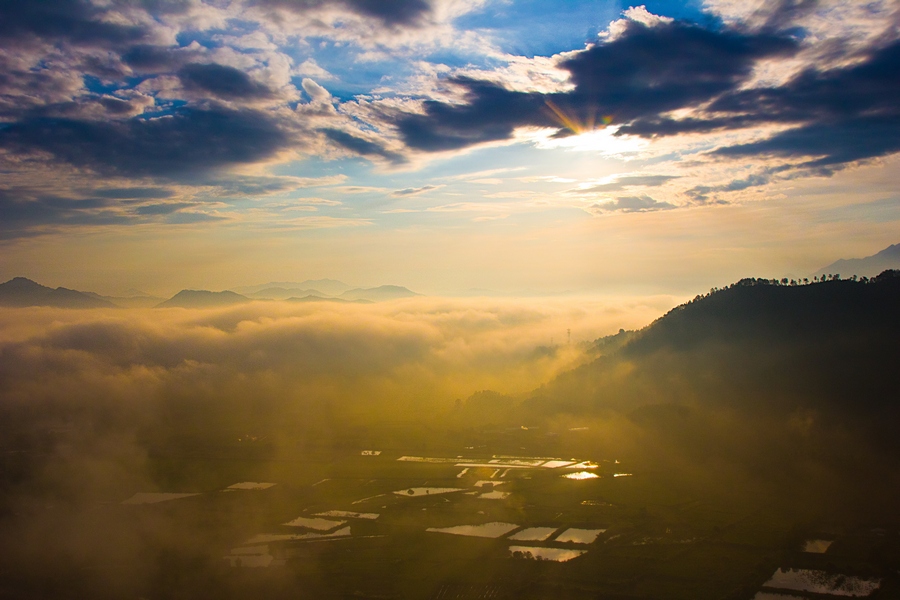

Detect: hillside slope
[0,277,115,308]
[524,271,900,424]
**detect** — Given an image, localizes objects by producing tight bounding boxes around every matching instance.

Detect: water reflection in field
[763,568,881,596]
[508,527,558,542]
[509,546,586,562]
[282,516,346,530]
[802,539,834,553]
[426,522,519,538]
[556,528,605,544]
[394,487,464,497]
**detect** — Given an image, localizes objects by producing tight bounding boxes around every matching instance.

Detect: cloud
[0,105,290,178]
[177,63,274,100]
[391,185,440,197]
[0,189,128,237]
[578,175,678,193]
[705,41,900,166]
[591,195,677,213]
[392,19,798,152]
[91,187,176,200]
[134,202,197,215]
[254,0,433,26]
[321,128,406,164]
[0,0,153,47]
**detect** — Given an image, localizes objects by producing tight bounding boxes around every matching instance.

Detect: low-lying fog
[0,295,678,419]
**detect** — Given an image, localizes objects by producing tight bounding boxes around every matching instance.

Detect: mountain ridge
[0,277,115,308]
[815,243,900,277]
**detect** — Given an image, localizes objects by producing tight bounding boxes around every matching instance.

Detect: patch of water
[489,459,544,467]
[454,462,530,469]
[803,539,834,553]
[246,526,351,545]
[316,510,379,520]
[763,568,881,596]
[227,482,276,490]
[508,527,558,542]
[509,546,586,562]
[566,461,598,470]
[456,468,469,478]
[555,528,606,544]
[541,460,576,469]
[282,516,345,530]
[361,450,381,455]
[426,522,519,538]
[613,473,632,477]
[397,456,458,463]
[474,480,506,488]
[121,492,200,505]
[478,491,510,500]
[563,471,599,480]
[394,487,464,497]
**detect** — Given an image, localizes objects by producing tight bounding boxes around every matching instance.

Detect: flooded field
[803,539,834,553]
[427,522,520,539]
[762,568,881,596]
[121,492,200,504]
[509,545,586,562]
[9,431,899,600]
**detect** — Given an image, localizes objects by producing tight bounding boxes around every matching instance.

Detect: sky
[0,0,898,296]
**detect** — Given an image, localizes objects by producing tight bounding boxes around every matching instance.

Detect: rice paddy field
[5,425,896,600]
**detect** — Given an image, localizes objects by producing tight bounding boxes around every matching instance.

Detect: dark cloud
[0,106,290,178]
[321,128,405,164]
[705,41,900,166]
[255,0,432,26]
[392,185,438,197]
[165,210,226,223]
[757,0,821,32]
[686,172,779,202]
[580,175,678,193]
[0,189,129,239]
[396,79,549,151]
[714,115,900,168]
[394,20,797,152]
[0,0,151,46]
[559,21,796,121]
[591,195,677,213]
[710,41,900,123]
[134,202,196,215]
[121,44,183,71]
[91,187,175,200]
[177,63,274,100]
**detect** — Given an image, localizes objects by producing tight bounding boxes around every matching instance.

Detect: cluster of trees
[686,269,899,304]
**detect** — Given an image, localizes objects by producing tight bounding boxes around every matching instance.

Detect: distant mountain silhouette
[156,290,251,308]
[286,295,373,304]
[338,285,420,301]
[815,243,900,277]
[247,287,327,300]
[232,279,351,296]
[0,277,115,308]
[82,291,165,308]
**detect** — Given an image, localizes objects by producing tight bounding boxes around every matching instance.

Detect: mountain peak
[0,277,114,308]
[816,243,900,277]
[157,289,250,308]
